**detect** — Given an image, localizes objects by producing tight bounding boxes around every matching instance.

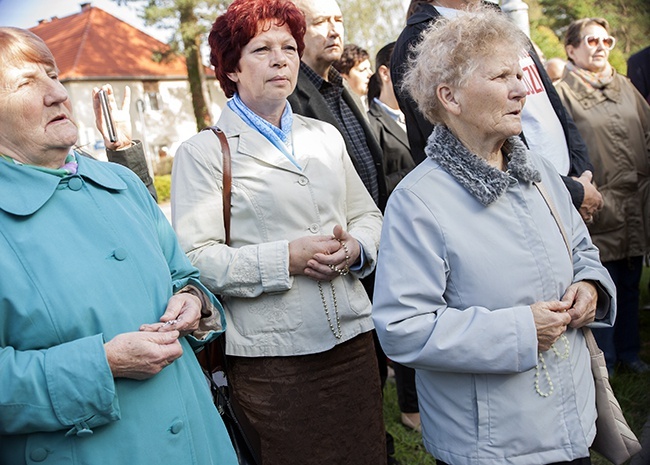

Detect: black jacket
[390,2,593,209]
[288,66,388,212]
[367,99,415,194]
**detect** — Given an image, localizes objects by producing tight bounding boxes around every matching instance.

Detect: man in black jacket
[391,0,602,221]
[288,0,388,213]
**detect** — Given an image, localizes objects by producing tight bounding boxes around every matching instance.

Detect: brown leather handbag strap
[204,127,232,245]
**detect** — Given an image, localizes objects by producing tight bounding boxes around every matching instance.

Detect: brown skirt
[228,331,387,465]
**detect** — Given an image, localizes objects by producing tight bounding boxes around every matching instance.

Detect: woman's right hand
[104,331,183,380]
[530,300,572,352]
[289,235,341,280]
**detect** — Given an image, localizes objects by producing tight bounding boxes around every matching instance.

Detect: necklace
[534,334,570,397]
[318,280,342,339]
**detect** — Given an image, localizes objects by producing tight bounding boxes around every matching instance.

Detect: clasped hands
[531,281,598,352]
[289,224,361,282]
[104,292,202,380]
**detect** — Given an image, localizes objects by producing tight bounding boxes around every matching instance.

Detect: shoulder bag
[197,126,261,465]
[533,180,642,464]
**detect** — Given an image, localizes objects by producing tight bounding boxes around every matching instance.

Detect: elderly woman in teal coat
[0,27,237,465]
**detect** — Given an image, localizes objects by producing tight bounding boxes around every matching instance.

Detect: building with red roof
[30,3,226,162]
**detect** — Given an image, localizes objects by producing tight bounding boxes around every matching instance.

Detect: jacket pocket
[229,292,303,336]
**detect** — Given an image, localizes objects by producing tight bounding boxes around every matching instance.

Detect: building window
[143,81,161,111]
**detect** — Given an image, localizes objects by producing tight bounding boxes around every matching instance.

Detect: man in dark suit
[391,0,602,222]
[288,0,388,213]
[367,42,415,194]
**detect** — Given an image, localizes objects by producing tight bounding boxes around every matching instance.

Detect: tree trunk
[180,6,212,131]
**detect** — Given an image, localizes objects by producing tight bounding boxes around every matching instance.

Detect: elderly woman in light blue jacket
[372,9,615,465]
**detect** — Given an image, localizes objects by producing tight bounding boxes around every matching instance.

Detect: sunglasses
[583,34,616,50]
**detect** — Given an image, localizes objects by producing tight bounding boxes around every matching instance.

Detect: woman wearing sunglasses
[556,17,650,375]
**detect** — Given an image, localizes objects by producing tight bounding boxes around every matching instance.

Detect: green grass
[384,267,650,465]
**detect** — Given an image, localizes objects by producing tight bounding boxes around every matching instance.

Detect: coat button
[308,223,320,234]
[76,427,93,437]
[298,176,308,186]
[170,420,184,434]
[113,248,128,261]
[68,177,83,191]
[30,448,48,462]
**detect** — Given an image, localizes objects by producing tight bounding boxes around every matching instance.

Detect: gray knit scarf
[424,125,541,206]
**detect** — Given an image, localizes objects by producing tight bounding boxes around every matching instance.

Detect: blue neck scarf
[227,93,301,170]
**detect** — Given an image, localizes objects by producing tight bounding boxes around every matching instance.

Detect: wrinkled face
[452,51,527,142]
[343,58,372,97]
[227,21,300,115]
[300,0,344,70]
[0,60,77,168]
[567,24,612,73]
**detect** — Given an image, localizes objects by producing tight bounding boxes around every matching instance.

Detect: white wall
[64,78,227,166]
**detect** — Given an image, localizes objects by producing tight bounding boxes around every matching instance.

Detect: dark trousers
[592,256,644,368]
[394,362,419,413]
[373,330,397,459]
[436,458,591,465]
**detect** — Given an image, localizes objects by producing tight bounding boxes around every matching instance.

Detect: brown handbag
[195,126,231,372]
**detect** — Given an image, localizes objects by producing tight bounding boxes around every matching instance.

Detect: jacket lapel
[369,102,410,151]
[219,107,303,174]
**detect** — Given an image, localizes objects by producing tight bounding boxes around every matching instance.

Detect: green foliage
[154,174,172,203]
[531,24,566,60]
[338,0,406,63]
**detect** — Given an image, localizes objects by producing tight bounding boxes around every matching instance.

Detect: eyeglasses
[583,34,616,50]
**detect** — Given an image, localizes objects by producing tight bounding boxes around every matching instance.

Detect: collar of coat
[0,153,127,216]
[562,67,622,108]
[425,125,541,206]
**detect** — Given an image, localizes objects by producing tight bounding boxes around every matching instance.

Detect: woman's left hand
[139,293,203,337]
[308,225,362,281]
[561,281,598,328]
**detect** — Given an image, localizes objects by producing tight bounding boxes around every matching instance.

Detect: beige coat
[171,106,382,357]
[556,69,650,262]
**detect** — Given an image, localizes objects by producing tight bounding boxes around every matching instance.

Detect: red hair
[209,0,306,98]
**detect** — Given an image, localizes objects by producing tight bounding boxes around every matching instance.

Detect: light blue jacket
[0,155,237,464]
[373,127,616,465]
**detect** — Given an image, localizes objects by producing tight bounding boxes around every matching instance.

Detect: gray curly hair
[402,7,529,125]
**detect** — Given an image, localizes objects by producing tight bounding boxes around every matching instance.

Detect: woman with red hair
[171,1,386,464]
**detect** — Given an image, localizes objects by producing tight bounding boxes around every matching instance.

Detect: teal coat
[0,155,237,464]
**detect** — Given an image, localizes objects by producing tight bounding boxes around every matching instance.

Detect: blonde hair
[402,7,529,124]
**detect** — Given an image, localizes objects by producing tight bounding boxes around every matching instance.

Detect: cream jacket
[171,106,382,357]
